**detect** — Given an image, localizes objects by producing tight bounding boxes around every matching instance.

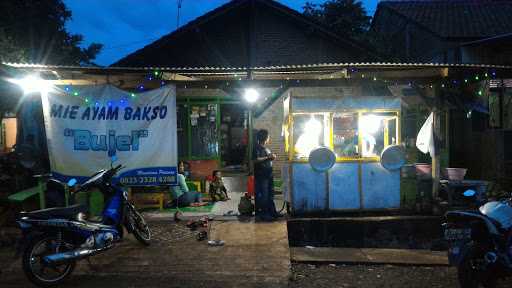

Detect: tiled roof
[379,1,512,39]
[112,0,381,68]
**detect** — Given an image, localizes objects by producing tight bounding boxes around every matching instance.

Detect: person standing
[252,129,280,221]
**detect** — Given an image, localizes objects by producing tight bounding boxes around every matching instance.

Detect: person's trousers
[254,175,277,219]
[176,191,201,207]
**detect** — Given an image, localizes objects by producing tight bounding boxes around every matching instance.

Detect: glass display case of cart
[287,110,399,161]
[282,95,402,213]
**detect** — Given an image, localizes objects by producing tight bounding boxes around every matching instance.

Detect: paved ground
[0,217,508,288]
[0,217,290,288]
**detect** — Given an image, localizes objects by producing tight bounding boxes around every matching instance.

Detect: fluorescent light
[9,75,53,95]
[244,88,259,103]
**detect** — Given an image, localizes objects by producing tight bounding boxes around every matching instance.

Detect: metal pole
[248,109,254,175]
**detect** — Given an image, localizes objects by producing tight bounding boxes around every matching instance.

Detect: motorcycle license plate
[444,228,471,241]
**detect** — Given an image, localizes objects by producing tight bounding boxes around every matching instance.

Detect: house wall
[253,89,288,178]
[461,45,512,65]
[252,5,368,66]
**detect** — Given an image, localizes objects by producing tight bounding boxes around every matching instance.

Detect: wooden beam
[432,85,442,201]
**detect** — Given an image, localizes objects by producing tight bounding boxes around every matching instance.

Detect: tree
[0,0,103,66]
[303,0,372,41]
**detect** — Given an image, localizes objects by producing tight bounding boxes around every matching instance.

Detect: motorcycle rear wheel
[22,234,76,287]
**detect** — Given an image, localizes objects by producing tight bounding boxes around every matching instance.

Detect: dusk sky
[64,0,379,66]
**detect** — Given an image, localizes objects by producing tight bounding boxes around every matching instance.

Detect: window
[333,113,358,158]
[360,112,398,158]
[292,113,329,159]
[289,111,400,161]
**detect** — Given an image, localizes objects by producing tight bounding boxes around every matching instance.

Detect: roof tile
[380,0,512,38]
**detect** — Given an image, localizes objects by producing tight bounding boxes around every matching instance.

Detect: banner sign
[42,84,177,186]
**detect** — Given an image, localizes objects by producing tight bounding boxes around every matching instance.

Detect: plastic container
[444,168,467,181]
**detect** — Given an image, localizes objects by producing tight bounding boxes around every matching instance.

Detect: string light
[130,93,136,98]
[373,76,377,81]
[475,75,479,80]
[73,91,79,96]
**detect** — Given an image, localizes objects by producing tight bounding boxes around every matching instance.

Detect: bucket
[444,168,467,181]
[415,163,432,179]
[247,176,255,197]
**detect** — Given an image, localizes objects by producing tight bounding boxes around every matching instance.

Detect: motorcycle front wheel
[22,234,76,287]
[457,243,496,288]
[128,205,151,246]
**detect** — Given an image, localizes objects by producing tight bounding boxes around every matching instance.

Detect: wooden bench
[127,181,203,211]
[8,180,47,209]
[127,188,165,211]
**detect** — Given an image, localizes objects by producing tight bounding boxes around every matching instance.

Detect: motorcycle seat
[20,204,87,220]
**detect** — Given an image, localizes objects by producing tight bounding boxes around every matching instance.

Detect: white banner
[42,84,177,186]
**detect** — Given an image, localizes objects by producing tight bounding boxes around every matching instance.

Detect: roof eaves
[460,32,512,47]
[7,62,512,72]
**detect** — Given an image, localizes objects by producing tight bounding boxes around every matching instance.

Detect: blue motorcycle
[17,162,151,287]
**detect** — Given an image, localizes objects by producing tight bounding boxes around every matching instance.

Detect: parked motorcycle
[444,190,512,288]
[16,161,151,287]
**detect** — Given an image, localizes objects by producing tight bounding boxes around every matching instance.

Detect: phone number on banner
[119,175,176,185]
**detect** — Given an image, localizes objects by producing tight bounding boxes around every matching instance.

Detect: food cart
[282,94,402,214]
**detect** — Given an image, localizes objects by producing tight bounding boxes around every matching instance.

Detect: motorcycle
[16,160,151,287]
[444,189,512,288]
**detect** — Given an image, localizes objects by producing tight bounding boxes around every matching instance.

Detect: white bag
[416,112,435,156]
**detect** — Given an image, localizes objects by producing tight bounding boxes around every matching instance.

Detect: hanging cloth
[416,112,435,156]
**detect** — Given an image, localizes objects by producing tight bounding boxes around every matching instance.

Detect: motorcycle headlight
[77,212,86,222]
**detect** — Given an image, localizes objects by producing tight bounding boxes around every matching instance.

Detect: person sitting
[209,170,229,202]
[168,173,203,208]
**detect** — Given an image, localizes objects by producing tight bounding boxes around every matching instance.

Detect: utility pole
[177,0,184,29]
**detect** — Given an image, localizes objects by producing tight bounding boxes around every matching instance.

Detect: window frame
[287,109,400,162]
